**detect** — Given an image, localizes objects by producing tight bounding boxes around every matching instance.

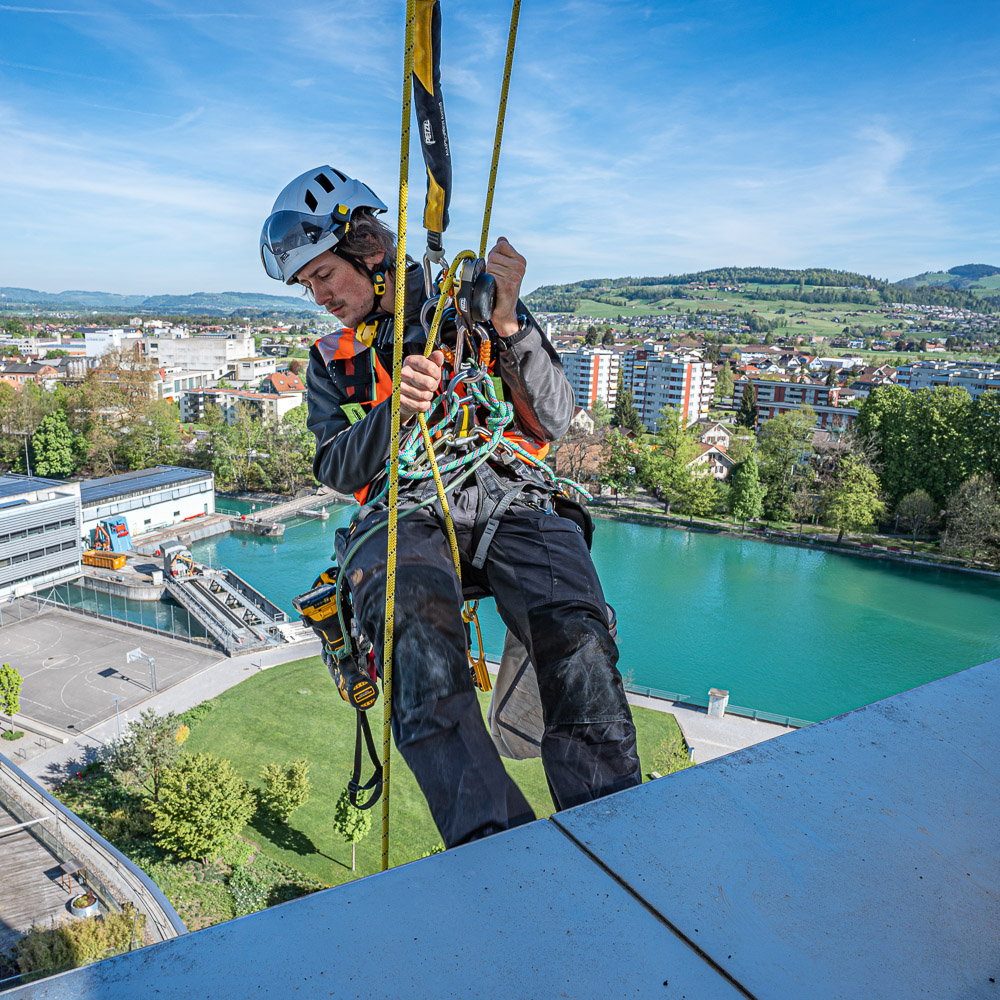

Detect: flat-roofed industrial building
[79,465,215,542]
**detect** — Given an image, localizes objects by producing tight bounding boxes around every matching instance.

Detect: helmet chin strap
[336,249,392,308]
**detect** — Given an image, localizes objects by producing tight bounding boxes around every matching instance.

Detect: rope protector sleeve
[413,0,452,240]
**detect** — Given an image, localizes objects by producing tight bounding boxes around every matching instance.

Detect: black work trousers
[335,498,642,848]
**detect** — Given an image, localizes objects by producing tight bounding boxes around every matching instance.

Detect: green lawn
[184,655,682,887]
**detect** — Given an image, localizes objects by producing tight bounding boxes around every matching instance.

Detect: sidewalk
[15,638,322,788]
[627,691,796,764]
[15,635,792,788]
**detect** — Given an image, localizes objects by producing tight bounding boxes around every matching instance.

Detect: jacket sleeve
[494,304,574,442]
[306,347,395,495]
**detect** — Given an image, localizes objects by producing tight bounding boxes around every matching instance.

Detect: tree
[3,318,27,337]
[99,708,186,803]
[29,409,76,477]
[725,431,755,466]
[736,381,757,430]
[612,371,643,433]
[968,390,1000,484]
[728,456,766,530]
[333,788,373,872]
[640,405,699,514]
[584,330,598,347]
[600,330,615,348]
[678,469,717,524]
[0,663,23,732]
[788,484,818,535]
[598,429,637,506]
[262,404,315,494]
[757,408,815,520]
[896,490,937,554]
[825,366,837,387]
[590,398,612,430]
[714,362,734,404]
[152,752,256,862]
[941,474,1000,567]
[823,455,885,543]
[259,758,312,822]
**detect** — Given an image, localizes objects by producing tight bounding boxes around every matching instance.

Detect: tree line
[0,349,317,494]
[563,381,1000,568]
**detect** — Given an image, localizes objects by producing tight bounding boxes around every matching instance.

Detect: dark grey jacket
[306,263,574,498]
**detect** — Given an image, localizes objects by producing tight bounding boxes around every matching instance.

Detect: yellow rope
[415,250,476,581]
[377,0,520,869]
[381,0,416,873]
[479,0,521,257]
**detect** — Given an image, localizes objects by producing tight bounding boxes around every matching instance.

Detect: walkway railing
[0,753,187,944]
[625,682,814,729]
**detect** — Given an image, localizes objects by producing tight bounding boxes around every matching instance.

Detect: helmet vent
[331,168,348,182]
[303,189,318,212]
[314,173,334,193]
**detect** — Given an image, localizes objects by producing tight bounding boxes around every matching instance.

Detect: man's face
[294,250,382,329]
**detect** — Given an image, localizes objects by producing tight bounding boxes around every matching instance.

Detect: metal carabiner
[462,601,491,693]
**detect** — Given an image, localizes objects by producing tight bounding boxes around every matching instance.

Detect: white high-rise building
[631,350,714,429]
[557,348,620,409]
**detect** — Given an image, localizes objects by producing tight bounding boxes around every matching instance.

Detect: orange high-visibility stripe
[320,333,548,501]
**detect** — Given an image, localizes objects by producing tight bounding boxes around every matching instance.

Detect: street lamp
[126,647,157,693]
[113,696,121,739]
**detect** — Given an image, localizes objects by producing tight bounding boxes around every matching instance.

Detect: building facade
[79,466,215,542]
[180,388,302,425]
[897,361,1000,401]
[633,351,714,429]
[556,348,620,409]
[0,476,82,598]
[733,378,857,430]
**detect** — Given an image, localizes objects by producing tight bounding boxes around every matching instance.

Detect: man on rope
[261,165,641,848]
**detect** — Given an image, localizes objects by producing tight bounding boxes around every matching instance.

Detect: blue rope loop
[367,360,592,507]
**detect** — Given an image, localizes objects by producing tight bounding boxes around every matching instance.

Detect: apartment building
[733,378,857,430]
[557,348,619,409]
[632,351,714,429]
[180,387,302,425]
[897,361,1000,401]
[147,332,256,370]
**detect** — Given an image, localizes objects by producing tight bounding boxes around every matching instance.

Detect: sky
[1,0,999,298]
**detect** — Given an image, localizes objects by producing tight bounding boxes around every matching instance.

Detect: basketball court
[0,609,219,733]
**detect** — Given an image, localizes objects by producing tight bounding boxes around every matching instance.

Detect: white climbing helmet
[259,166,388,284]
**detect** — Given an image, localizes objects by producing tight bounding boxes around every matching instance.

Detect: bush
[220,838,257,870]
[152,752,256,861]
[258,758,311,823]
[14,907,146,980]
[1,729,24,741]
[651,735,693,777]
[177,699,217,731]
[228,866,269,916]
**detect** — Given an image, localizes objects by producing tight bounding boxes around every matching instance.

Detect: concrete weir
[9,658,997,999]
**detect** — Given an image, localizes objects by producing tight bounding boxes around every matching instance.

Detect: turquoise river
[192,503,1000,723]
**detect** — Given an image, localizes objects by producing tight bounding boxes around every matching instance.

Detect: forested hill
[524,266,999,314]
[0,286,322,316]
[895,264,1000,293]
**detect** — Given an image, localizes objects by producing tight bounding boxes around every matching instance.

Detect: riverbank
[587,495,1000,580]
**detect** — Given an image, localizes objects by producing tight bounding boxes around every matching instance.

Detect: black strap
[349,709,383,810]
[470,462,524,569]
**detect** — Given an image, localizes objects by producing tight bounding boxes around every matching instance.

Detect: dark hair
[336,209,396,265]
